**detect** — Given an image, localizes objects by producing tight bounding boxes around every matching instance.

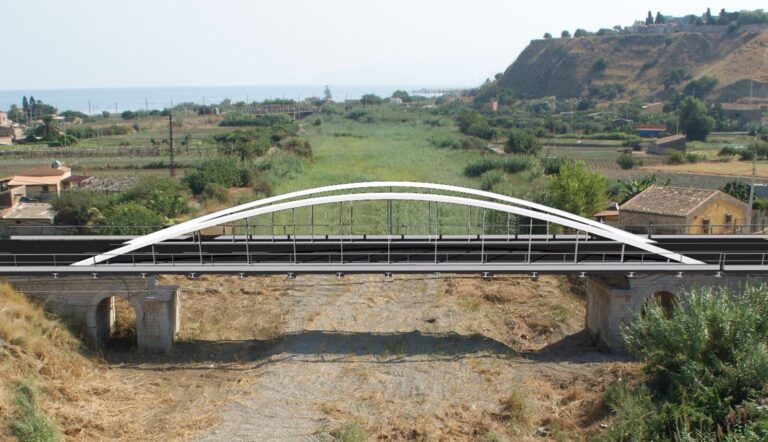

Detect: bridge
[3,182,767,353]
[236,104,319,119]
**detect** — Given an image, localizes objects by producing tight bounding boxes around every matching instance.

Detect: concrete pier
[7,275,180,352]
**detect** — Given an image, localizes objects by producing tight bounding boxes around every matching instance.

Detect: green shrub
[281,137,313,158]
[201,183,230,203]
[47,134,78,147]
[480,171,505,191]
[9,384,63,442]
[505,129,541,155]
[640,59,658,72]
[99,202,164,235]
[312,118,322,126]
[123,175,189,219]
[541,156,567,175]
[461,136,486,150]
[331,421,367,442]
[718,146,738,159]
[502,156,535,173]
[592,57,608,72]
[601,285,768,440]
[52,191,113,226]
[464,157,502,177]
[617,153,636,170]
[427,135,462,149]
[686,152,704,163]
[457,111,495,140]
[345,109,374,123]
[666,151,686,165]
[422,117,447,127]
[184,157,250,195]
[65,126,96,139]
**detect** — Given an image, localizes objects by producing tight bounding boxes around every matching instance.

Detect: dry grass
[642,159,768,178]
[0,282,243,441]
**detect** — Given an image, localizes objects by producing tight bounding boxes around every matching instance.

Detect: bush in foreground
[599,284,768,441]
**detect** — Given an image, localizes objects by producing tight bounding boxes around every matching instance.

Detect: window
[725,212,733,225]
[702,217,711,234]
[42,185,49,193]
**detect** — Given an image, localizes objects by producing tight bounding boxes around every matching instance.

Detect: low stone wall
[6,275,180,352]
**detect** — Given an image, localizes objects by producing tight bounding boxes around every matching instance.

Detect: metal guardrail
[0,250,764,268]
[5,222,768,237]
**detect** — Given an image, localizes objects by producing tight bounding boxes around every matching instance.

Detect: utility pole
[169,111,175,177]
[747,136,757,233]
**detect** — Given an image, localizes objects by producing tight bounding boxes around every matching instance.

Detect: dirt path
[135,274,630,441]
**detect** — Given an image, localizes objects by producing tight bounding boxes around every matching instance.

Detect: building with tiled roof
[618,185,749,234]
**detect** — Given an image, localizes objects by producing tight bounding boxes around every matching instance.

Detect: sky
[2,0,766,90]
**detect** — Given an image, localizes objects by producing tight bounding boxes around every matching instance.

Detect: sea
[0,85,445,114]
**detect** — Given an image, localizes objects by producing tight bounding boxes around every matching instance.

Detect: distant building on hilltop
[618,185,748,234]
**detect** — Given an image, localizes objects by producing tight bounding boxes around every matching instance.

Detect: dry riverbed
[103,274,630,441]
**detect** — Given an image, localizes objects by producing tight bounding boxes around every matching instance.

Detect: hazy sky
[3,0,765,90]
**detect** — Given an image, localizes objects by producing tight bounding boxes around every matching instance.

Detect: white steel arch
[74,191,702,266]
[119,181,652,248]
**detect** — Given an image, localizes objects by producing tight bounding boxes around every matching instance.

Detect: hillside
[497,28,768,101]
[0,283,241,441]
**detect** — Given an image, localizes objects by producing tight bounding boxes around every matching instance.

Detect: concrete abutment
[7,275,180,352]
[585,273,766,352]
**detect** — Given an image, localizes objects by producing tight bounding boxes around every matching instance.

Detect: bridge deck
[0,235,766,275]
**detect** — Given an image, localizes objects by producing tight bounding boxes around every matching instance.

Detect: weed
[9,384,63,442]
[331,421,368,442]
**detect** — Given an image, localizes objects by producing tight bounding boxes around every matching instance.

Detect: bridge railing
[5,222,768,238]
[0,250,764,269]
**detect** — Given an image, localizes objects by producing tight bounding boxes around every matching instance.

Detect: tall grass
[463,156,535,177]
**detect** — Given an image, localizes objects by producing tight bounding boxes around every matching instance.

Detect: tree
[683,75,718,98]
[618,175,669,203]
[646,11,654,25]
[718,8,728,25]
[561,30,571,38]
[505,129,542,155]
[705,7,713,25]
[360,94,382,105]
[100,202,165,235]
[52,191,106,226]
[655,12,665,24]
[123,175,189,220]
[543,32,552,39]
[29,97,37,118]
[32,115,62,141]
[574,28,588,37]
[592,57,608,72]
[546,161,606,218]
[722,181,751,203]
[22,96,29,120]
[392,90,411,102]
[323,85,332,102]
[679,96,714,141]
